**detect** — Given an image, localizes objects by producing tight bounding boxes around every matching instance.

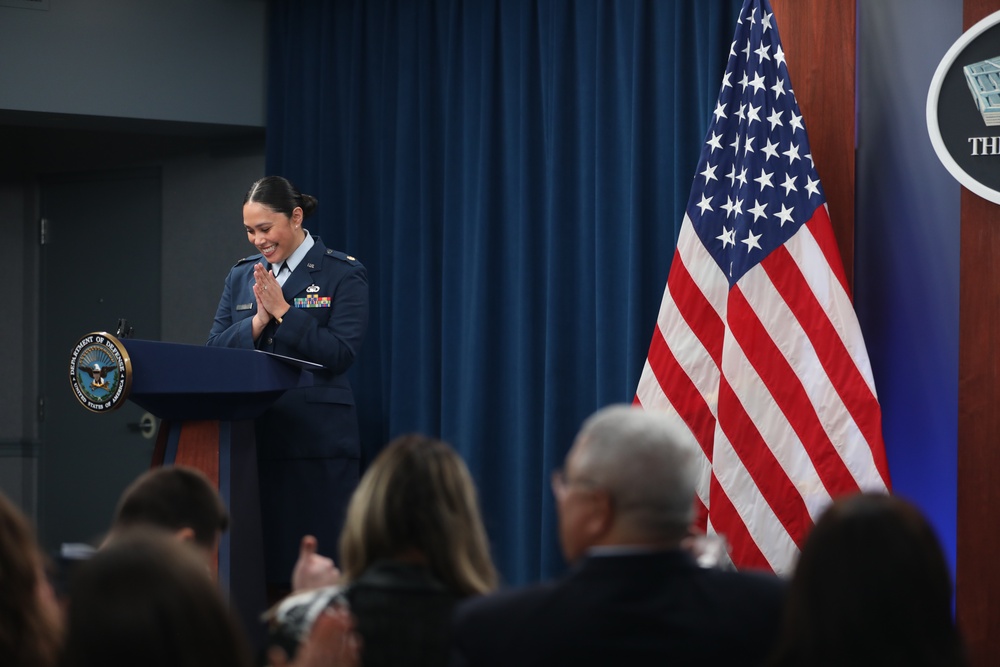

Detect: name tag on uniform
[294,296,332,308]
[236,303,254,311]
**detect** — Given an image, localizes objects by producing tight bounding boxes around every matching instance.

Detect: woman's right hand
[251,263,273,340]
[251,303,271,341]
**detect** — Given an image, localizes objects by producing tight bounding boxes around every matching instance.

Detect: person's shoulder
[454,581,556,626]
[312,237,364,269]
[450,587,550,667]
[322,248,364,268]
[223,253,260,280]
[693,565,788,613]
[699,564,786,588]
[233,253,261,268]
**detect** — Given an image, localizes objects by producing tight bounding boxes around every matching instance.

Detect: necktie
[276,261,290,287]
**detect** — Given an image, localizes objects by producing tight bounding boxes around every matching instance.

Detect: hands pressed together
[251,263,292,340]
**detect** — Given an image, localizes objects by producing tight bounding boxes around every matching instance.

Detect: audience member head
[0,491,62,667]
[60,530,253,667]
[553,404,699,562]
[106,465,228,559]
[339,434,498,596]
[243,175,318,219]
[769,493,967,667]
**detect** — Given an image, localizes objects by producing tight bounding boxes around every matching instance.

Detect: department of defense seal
[69,332,132,412]
[928,9,1000,203]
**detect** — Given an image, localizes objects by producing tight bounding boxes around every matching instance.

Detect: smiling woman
[207,175,370,589]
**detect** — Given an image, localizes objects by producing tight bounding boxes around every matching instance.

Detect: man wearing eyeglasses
[450,404,786,667]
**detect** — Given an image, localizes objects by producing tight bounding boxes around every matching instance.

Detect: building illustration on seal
[964,56,1000,126]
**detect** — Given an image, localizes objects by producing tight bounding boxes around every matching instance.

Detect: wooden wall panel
[770,0,856,291]
[959,2,1000,665]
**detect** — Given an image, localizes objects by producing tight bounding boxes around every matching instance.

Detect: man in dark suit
[451,404,786,667]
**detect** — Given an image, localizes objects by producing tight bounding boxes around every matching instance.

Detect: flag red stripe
[708,471,772,570]
[667,251,724,368]
[805,205,851,302]
[645,325,716,461]
[762,240,891,487]
[717,362,812,550]
[727,286,861,498]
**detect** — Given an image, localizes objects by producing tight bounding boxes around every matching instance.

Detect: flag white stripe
[675,216,729,319]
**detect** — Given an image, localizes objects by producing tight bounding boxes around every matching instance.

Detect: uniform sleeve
[207,266,257,349]
[273,262,369,374]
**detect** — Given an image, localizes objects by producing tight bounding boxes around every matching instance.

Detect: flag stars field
[689,7,823,272]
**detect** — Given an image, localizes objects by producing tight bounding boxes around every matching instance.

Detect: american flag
[634,0,890,574]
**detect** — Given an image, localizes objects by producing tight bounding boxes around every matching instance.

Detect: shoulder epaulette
[234,253,262,267]
[325,248,361,266]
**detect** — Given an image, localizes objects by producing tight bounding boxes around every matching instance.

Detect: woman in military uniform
[208,175,368,589]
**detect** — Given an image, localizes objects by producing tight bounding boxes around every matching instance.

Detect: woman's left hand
[253,263,291,321]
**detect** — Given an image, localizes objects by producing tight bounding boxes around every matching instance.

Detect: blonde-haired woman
[339,434,497,667]
[271,435,497,667]
[341,434,496,592]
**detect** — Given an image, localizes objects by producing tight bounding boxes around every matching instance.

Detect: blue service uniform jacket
[208,236,368,583]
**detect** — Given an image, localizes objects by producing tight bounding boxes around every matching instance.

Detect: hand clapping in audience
[267,606,361,667]
[291,535,341,592]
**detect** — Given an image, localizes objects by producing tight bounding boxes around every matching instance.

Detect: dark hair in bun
[243,176,317,218]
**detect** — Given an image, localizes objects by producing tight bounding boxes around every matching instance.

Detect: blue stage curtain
[266,0,741,584]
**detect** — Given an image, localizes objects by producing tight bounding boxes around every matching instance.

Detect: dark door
[38,169,162,550]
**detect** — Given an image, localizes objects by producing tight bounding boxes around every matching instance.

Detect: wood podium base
[152,419,267,648]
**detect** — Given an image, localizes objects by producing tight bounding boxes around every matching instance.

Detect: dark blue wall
[856,0,961,575]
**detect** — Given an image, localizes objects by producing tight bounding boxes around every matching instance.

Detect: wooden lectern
[119,339,309,644]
